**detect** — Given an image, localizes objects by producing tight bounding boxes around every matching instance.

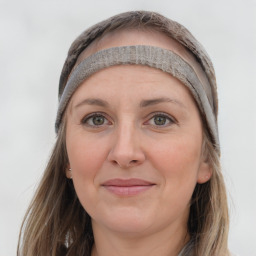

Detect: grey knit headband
[55,45,219,150]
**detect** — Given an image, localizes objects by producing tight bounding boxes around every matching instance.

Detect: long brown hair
[17,11,229,256]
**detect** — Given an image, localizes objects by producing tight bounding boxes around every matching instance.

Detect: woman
[18,11,230,256]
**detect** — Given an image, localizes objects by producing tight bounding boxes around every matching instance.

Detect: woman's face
[65,30,211,238]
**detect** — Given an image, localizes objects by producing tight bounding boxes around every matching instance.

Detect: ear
[197,160,212,184]
[66,165,72,179]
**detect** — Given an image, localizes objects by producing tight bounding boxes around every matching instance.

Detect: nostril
[111,160,119,165]
[111,159,139,168]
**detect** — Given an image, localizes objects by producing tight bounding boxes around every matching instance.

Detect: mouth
[101,178,156,196]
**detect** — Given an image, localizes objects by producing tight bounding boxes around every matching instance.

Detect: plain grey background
[0,0,255,255]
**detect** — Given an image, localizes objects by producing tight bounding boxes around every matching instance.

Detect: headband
[55,45,219,150]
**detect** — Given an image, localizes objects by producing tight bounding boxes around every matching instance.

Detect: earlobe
[66,166,73,179]
[197,161,212,184]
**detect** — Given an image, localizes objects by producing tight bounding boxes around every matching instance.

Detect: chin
[93,207,156,235]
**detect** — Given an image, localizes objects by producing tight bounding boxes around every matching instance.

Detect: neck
[91,221,189,256]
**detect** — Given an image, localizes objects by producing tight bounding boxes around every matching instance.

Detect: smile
[101,178,156,196]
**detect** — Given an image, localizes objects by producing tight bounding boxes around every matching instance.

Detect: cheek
[153,137,201,173]
[66,133,109,207]
[66,131,108,175]
[150,135,202,202]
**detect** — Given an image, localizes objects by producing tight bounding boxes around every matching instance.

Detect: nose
[107,122,146,168]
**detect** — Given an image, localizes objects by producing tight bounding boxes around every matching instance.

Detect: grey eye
[146,113,175,127]
[154,116,167,125]
[92,116,105,125]
[82,114,109,127]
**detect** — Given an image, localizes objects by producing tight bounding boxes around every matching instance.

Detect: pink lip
[101,178,155,196]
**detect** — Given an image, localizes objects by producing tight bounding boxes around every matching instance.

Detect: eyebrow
[140,97,186,108]
[74,98,109,109]
[74,97,186,110]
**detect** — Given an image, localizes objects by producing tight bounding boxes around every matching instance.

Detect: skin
[65,30,212,256]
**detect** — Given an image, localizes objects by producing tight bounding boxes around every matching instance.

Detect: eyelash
[81,112,112,128]
[144,112,176,128]
[81,112,176,128]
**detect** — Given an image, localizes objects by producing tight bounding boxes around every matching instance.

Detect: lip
[101,178,156,196]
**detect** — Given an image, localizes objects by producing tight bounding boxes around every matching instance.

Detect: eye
[81,113,111,127]
[146,113,175,127]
